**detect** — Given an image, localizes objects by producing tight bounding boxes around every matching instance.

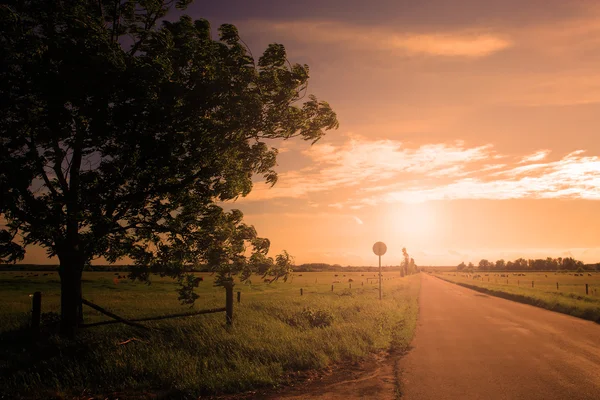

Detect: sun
[389,203,437,240]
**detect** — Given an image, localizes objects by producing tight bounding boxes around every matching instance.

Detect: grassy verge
[0,272,420,399]
[435,275,600,323]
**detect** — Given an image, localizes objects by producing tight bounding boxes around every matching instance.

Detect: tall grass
[0,272,420,398]
[435,273,600,323]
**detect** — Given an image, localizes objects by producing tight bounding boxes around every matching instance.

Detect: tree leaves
[0,0,337,305]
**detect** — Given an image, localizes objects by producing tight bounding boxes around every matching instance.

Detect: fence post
[586,284,589,295]
[31,291,42,331]
[518,280,519,286]
[300,288,303,296]
[532,280,534,288]
[237,291,241,303]
[331,284,334,292]
[557,282,559,290]
[362,282,364,286]
[349,283,352,289]
[225,284,233,325]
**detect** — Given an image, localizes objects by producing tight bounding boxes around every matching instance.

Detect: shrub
[287,307,334,328]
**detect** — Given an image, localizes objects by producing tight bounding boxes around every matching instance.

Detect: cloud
[248,20,511,58]
[241,135,600,206]
[366,150,600,204]
[519,150,550,164]
[352,216,364,225]
[243,135,494,202]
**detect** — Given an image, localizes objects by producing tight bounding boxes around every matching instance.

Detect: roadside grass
[0,271,420,398]
[434,272,600,323]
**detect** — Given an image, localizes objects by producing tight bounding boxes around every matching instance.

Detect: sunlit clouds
[248,20,511,58]
[243,136,600,206]
[519,150,550,163]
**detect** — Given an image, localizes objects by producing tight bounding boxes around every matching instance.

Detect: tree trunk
[59,252,84,336]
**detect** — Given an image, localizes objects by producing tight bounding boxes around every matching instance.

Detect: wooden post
[362,282,364,286]
[557,282,559,290]
[349,283,352,289]
[378,255,382,300]
[586,284,589,295]
[31,291,42,331]
[225,284,233,325]
[532,280,534,288]
[237,291,241,303]
[300,288,303,296]
[331,284,334,291]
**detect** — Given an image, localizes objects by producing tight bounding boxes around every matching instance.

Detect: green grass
[434,271,600,323]
[0,271,420,399]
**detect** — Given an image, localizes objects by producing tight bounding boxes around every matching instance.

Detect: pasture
[0,270,419,398]
[434,271,600,322]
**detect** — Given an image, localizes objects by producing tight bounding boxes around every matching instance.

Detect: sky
[21,0,600,266]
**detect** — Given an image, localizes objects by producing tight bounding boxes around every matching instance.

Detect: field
[0,270,420,399]
[433,271,600,322]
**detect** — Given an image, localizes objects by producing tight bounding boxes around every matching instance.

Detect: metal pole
[379,255,382,300]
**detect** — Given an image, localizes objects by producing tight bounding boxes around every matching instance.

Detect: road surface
[398,274,600,400]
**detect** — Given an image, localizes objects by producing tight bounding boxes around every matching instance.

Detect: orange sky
[20,0,600,266]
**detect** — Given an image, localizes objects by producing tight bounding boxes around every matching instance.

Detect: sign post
[372,242,387,300]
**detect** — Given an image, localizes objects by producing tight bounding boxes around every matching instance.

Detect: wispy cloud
[365,150,600,204]
[352,216,364,225]
[247,20,511,58]
[242,136,600,206]
[519,150,550,163]
[244,136,494,201]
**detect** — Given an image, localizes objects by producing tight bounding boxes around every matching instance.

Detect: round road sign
[372,241,387,256]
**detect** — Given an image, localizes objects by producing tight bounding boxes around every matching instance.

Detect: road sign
[373,241,387,256]
[373,241,387,300]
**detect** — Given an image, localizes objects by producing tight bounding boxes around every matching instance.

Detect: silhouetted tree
[495,259,505,270]
[401,247,410,276]
[0,0,338,334]
[478,259,491,271]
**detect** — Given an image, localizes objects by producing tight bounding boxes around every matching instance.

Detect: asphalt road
[398,274,600,400]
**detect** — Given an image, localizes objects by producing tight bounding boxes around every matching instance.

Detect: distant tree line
[456,257,599,272]
[1,262,414,273]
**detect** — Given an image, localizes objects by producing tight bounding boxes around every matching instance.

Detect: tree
[409,257,416,274]
[0,0,338,334]
[401,247,410,276]
[478,259,491,271]
[495,259,505,270]
[457,262,466,271]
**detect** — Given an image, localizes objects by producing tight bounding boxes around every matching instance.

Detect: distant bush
[287,307,334,328]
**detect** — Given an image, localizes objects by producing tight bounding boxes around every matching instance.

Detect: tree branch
[26,138,60,199]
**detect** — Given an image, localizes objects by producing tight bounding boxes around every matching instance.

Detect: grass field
[0,270,420,399]
[433,271,600,322]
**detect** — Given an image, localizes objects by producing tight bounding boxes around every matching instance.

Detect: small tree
[401,247,410,276]
[0,0,338,334]
[478,259,491,271]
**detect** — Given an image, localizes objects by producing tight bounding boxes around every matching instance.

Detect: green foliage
[437,273,600,323]
[0,0,338,314]
[462,257,588,272]
[286,307,335,328]
[0,272,420,397]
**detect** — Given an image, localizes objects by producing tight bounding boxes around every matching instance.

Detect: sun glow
[389,203,438,240]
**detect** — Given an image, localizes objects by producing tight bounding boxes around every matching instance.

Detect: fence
[30,284,234,332]
[30,274,408,332]
[445,273,597,296]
